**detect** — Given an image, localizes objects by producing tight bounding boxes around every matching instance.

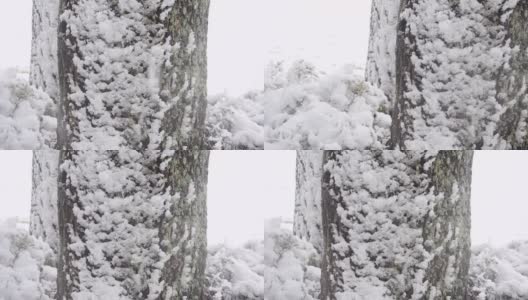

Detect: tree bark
[30,150,60,299]
[294,150,324,254]
[320,150,472,300]
[365,0,400,109]
[30,0,59,104]
[57,0,210,150]
[494,1,528,149]
[392,0,517,150]
[57,150,209,299]
[30,0,60,149]
[30,151,60,254]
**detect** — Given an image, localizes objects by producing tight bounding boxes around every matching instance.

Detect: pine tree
[57,150,209,299]
[494,1,528,149]
[30,151,60,254]
[30,0,59,105]
[57,0,211,150]
[365,0,399,106]
[320,150,473,300]
[294,150,324,254]
[390,0,521,150]
[29,0,60,149]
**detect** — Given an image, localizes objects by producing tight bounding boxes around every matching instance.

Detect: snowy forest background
[1,150,528,299]
[0,0,376,150]
[1,0,528,299]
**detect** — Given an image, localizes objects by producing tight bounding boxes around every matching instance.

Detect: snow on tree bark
[57,0,210,150]
[28,0,60,261]
[320,150,473,300]
[57,150,209,299]
[30,0,60,105]
[294,151,323,254]
[365,0,400,108]
[392,0,518,150]
[29,0,60,150]
[30,150,60,299]
[30,150,60,255]
[494,1,528,149]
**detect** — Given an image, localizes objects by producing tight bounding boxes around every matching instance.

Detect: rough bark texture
[30,0,60,149]
[30,150,60,254]
[159,151,209,299]
[160,1,210,150]
[365,0,400,110]
[391,0,410,150]
[29,0,61,252]
[294,150,323,254]
[320,150,473,300]
[57,150,209,300]
[495,1,528,149]
[392,0,516,150]
[57,0,210,150]
[30,150,60,299]
[422,151,473,299]
[30,0,59,104]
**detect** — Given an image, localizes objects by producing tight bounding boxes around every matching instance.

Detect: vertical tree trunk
[294,150,324,254]
[30,151,60,254]
[57,0,210,150]
[494,1,528,149]
[29,0,61,253]
[57,150,209,299]
[320,150,472,300]
[365,0,400,107]
[392,0,516,150]
[30,150,60,299]
[30,0,59,104]
[30,0,60,149]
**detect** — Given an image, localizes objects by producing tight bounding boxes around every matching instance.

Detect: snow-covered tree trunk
[57,0,210,150]
[57,150,209,299]
[30,151,60,255]
[320,150,473,300]
[494,1,528,149]
[365,0,399,108]
[392,0,517,150]
[30,151,60,299]
[28,5,61,298]
[29,0,61,252]
[30,0,60,149]
[294,151,323,254]
[30,0,59,105]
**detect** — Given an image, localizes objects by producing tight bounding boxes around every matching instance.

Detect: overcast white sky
[0,0,372,95]
[266,0,372,73]
[1,151,527,247]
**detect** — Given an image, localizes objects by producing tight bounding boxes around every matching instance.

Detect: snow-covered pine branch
[207,241,264,299]
[264,61,391,150]
[470,241,528,299]
[0,221,57,300]
[206,92,264,150]
[0,69,57,149]
[264,219,321,300]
